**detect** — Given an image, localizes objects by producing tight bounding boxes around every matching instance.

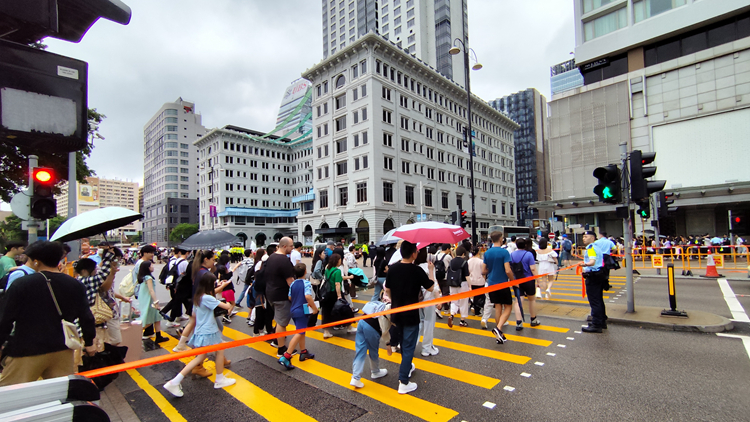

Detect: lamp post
[449,39,482,245]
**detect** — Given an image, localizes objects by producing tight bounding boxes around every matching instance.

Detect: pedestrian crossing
[119,284,601,422]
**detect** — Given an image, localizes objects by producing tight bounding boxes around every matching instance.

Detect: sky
[42,0,575,185]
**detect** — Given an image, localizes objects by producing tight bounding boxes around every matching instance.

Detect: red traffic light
[33,167,54,183]
[736,217,741,224]
[461,211,467,216]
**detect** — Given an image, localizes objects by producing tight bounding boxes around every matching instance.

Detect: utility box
[0,39,88,153]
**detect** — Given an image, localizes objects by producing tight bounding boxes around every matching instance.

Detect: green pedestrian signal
[593,165,621,204]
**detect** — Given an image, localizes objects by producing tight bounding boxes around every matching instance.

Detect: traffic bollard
[661,264,688,317]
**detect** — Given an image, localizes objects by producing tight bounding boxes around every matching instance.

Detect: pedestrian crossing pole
[621,142,635,313]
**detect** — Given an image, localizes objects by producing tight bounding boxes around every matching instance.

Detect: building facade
[537,1,750,237]
[489,89,550,227]
[142,98,206,246]
[56,177,140,237]
[194,125,314,248]
[322,0,469,85]
[302,32,519,244]
[276,79,314,140]
[551,58,584,96]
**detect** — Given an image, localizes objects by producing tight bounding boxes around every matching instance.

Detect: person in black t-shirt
[385,240,434,395]
[263,238,296,356]
[447,246,471,328]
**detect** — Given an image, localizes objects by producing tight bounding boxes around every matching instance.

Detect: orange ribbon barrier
[80,264,581,379]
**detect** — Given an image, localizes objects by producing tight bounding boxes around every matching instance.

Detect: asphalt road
[107,260,750,421]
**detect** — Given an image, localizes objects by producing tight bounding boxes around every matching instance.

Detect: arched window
[335,74,346,89]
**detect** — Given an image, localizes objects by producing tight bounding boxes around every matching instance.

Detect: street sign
[9,189,31,220]
[713,254,724,269]
[651,255,664,268]
[21,221,46,230]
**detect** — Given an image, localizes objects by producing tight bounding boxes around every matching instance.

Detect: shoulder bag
[41,272,83,350]
[90,293,113,325]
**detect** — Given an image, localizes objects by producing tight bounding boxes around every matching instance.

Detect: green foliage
[0,215,25,249]
[127,233,142,244]
[169,223,199,244]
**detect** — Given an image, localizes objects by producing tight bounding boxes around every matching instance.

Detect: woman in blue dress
[136,261,167,343]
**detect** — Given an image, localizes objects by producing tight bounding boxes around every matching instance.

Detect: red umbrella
[393,222,470,246]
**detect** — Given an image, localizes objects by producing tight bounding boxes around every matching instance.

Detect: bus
[487,225,532,240]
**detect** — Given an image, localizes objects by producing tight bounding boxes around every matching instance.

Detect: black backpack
[158,259,172,285]
[510,251,530,280]
[164,258,185,286]
[244,263,256,285]
[446,258,463,288]
[253,261,267,294]
[434,253,448,280]
[0,267,33,318]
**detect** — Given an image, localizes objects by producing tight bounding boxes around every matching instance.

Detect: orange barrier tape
[80,264,580,379]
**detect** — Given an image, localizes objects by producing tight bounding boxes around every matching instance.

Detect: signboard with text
[651,255,664,268]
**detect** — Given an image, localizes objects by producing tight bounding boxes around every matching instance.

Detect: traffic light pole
[620,143,635,313]
[652,192,661,275]
[67,151,80,262]
[27,155,39,244]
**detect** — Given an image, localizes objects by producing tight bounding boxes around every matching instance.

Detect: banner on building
[78,178,99,206]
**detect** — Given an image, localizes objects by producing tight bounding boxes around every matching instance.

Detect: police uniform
[583,238,608,332]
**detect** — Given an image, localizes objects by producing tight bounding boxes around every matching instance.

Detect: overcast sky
[43,0,575,185]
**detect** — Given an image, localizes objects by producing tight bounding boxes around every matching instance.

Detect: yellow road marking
[545,298,591,304]
[429,338,530,364]
[546,292,610,299]
[556,279,625,286]
[159,335,316,422]
[433,323,552,347]
[127,369,187,422]
[223,327,459,422]
[288,324,500,389]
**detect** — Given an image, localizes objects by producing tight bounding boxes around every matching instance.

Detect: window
[361,107,367,120]
[336,74,346,89]
[353,88,358,101]
[383,182,394,203]
[357,182,367,203]
[383,132,393,147]
[401,138,409,151]
[362,155,368,168]
[405,186,414,205]
[335,116,346,131]
[320,189,328,208]
[361,84,367,97]
[335,94,346,109]
[384,156,393,170]
[336,138,347,153]
[382,87,392,100]
[339,186,348,206]
[352,64,359,78]
[324,102,328,114]
[424,188,433,208]
[336,160,348,175]
[492,203,497,214]
[401,160,410,174]
[407,18,414,28]
[382,109,392,124]
[583,7,627,41]
[353,133,360,147]
[353,110,359,123]
[362,131,368,144]
[442,191,449,209]
[400,117,409,130]
[582,0,617,14]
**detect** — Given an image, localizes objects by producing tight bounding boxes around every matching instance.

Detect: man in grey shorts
[262,237,296,357]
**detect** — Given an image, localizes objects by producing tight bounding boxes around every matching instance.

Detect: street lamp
[449,38,482,245]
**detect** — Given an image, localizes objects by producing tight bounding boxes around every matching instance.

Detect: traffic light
[636,198,650,219]
[593,165,621,204]
[731,212,748,235]
[30,167,57,220]
[658,192,675,215]
[630,150,665,202]
[450,211,458,225]
[460,210,468,229]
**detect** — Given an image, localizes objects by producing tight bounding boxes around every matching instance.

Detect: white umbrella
[51,207,143,242]
[375,228,402,246]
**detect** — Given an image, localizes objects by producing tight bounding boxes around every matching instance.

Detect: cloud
[39,0,573,185]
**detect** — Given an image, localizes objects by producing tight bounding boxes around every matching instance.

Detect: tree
[0,215,26,250]
[169,224,199,244]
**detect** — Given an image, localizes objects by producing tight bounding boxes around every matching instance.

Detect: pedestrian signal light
[593,165,621,204]
[30,167,56,220]
[735,217,741,224]
[630,150,665,202]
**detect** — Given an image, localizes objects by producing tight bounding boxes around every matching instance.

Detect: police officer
[581,230,607,333]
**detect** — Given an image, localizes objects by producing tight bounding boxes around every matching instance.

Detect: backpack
[164,258,185,286]
[446,258,464,288]
[119,270,136,297]
[253,261,267,294]
[510,251,530,280]
[434,253,448,280]
[563,239,572,252]
[158,259,172,285]
[244,262,256,285]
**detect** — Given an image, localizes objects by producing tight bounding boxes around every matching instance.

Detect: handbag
[90,293,114,325]
[41,272,83,350]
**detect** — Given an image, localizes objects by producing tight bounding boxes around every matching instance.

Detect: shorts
[272,300,292,327]
[560,251,571,261]
[292,315,308,332]
[518,280,536,297]
[105,317,122,345]
[488,287,512,305]
[222,289,236,303]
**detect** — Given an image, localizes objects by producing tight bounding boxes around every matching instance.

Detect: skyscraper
[489,89,550,227]
[142,98,207,246]
[275,79,313,140]
[322,0,468,84]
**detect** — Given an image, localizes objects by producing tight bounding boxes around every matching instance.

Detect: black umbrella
[178,230,239,250]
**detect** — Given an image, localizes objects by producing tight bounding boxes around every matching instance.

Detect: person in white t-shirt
[506,237,518,254]
[290,242,303,266]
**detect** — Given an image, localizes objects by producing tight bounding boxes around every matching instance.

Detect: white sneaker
[398,381,417,394]
[350,377,365,388]
[163,381,183,397]
[178,315,190,321]
[214,377,236,389]
[347,325,357,333]
[172,343,191,352]
[421,346,439,357]
[371,368,388,379]
[165,321,180,328]
[409,363,416,378]
[480,319,487,329]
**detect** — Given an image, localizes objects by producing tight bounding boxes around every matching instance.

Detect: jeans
[585,272,607,327]
[470,285,485,315]
[419,290,436,352]
[371,277,385,302]
[398,324,420,383]
[352,322,381,380]
[236,283,250,306]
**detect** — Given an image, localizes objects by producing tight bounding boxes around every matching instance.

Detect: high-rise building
[550,58,584,95]
[142,98,206,246]
[55,177,140,237]
[302,32,519,243]
[275,79,313,140]
[322,0,468,84]
[489,89,550,227]
[537,1,750,236]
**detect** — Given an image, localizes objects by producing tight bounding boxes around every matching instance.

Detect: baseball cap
[562,234,568,238]
[326,240,334,245]
[584,230,596,236]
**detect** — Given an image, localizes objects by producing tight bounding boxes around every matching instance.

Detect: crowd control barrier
[0,375,108,421]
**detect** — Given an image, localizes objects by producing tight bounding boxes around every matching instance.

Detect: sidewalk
[534,300,733,333]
